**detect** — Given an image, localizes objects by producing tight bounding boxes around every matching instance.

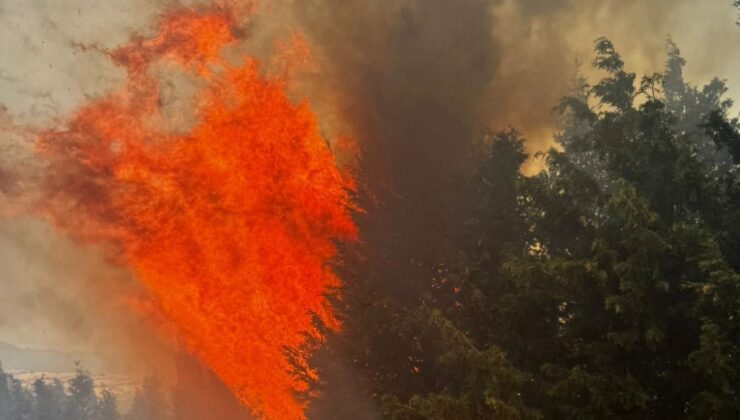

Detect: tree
[0,360,157,420]
[491,38,740,418]
[65,367,99,420]
[126,376,170,420]
[8,375,33,419]
[307,2,502,416]
[375,131,539,419]
[96,388,118,420]
[0,364,11,420]
[0,363,33,420]
[33,377,66,420]
[372,36,740,419]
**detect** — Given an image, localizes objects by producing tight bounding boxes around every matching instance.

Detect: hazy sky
[0,0,739,359]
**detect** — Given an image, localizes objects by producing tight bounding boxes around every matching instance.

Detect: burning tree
[34,4,356,420]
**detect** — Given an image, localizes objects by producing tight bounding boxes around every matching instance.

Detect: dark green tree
[488,38,740,418]
[377,131,538,419]
[375,36,740,419]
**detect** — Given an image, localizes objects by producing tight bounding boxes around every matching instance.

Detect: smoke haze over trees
[0,361,248,420]
[326,33,740,420]
[0,364,126,420]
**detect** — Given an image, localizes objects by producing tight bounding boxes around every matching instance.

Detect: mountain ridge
[0,340,105,373]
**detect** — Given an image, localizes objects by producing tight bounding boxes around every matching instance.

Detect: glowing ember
[36,6,356,419]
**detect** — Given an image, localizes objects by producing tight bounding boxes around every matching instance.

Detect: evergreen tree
[378,131,538,419]
[8,373,33,420]
[33,377,66,420]
[96,388,118,420]
[376,37,740,419]
[493,38,740,418]
[0,364,11,420]
[0,360,164,420]
[126,376,170,420]
[64,367,99,420]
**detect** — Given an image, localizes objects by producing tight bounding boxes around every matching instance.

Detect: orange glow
[36,6,356,419]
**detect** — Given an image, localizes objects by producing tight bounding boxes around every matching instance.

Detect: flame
[36,5,356,419]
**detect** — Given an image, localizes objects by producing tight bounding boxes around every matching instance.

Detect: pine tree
[378,131,538,419]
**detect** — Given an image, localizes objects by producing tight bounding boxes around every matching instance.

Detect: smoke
[489,0,740,162]
[230,0,740,304]
[0,0,160,367]
[247,0,740,173]
[0,217,177,377]
[0,0,739,418]
[230,1,740,279]
[237,0,740,417]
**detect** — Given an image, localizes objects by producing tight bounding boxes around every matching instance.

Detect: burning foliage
[35,4,356,419]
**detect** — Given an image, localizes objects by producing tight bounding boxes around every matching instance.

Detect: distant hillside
[0,341,105,373]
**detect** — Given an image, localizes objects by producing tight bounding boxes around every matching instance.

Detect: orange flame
[36,6,356,419]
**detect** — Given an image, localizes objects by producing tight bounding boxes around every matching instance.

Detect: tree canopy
[342,37,740,419]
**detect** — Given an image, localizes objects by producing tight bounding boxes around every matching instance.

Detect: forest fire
[6,1,740,419]
[35,5,356,420]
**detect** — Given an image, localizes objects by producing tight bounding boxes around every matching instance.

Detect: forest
[317,36,740,419]
[0,364,165,420]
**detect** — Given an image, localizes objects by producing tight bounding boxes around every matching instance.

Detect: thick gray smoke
[244,1,740,418]
[270,0,740,173]
[245,0,740,314]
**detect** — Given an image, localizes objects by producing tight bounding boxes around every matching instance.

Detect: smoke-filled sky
[0,0,739,377]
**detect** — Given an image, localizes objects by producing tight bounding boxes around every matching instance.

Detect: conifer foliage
[374,38,740,419]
